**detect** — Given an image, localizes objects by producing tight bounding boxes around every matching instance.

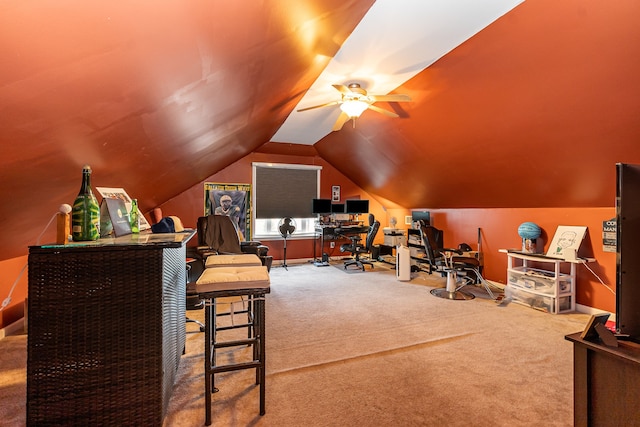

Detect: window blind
[253,163,320,219]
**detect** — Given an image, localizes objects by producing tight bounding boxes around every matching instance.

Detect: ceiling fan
[296,83,411,131]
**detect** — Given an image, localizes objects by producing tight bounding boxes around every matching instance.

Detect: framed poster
[546,225,587,259]
[332,185,341,202]
[204,183,251,240]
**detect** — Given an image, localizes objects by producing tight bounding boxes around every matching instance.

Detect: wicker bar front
[27,232,193,426]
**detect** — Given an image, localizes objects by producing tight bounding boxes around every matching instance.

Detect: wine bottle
[71,165,100,241]
[130,199,140,233]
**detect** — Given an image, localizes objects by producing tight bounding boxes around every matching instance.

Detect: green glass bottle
[129,199,140,233]
[71,165,100,241]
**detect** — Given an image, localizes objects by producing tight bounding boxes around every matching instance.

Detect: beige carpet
[1,261,590,426]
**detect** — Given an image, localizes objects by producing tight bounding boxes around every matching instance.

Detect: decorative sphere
[518,222,541,240]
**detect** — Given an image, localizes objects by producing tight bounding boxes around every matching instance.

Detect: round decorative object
[517,222,541,240]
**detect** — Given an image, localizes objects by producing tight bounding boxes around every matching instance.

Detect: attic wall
[159,151,616,312]
[0,154,617,329]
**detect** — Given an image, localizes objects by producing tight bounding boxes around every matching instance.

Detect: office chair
[340,214,380,271]
[418,220,502,301]
[197,214,272,271]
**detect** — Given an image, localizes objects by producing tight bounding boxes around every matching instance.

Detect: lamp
[340,100,369,118]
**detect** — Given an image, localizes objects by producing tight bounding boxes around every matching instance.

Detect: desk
[313,224,368,264]
[27,231,195,425]
[565,333,640,426]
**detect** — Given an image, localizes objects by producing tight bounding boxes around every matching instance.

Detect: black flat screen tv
[331,203,345,214]
[412,210,430,225]
[345,199,369,214]
[312,198,332,214]
[616,163,640,342]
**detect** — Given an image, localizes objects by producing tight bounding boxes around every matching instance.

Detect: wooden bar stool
[195,266,270,426]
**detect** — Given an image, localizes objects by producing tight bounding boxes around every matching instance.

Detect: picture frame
[545,225,588,259]
[580,313,611,340]
[96,187,151,231]
[204,183,251,240]
[331,185,341,202]
[99,198,132,237]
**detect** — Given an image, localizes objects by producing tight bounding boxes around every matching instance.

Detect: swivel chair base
[344,257,374,271]
[430,288,475,300]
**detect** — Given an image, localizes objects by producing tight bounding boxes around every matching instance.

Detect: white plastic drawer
[508,267,572,295]
[506,286,571,314]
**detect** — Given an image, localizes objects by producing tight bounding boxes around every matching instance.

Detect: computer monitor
[412,210,430,225]
[331,203,345,213]
[312,198,332,214]
[345,199,369,214]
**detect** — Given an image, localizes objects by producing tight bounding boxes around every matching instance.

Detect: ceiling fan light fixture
[340,100,369,118]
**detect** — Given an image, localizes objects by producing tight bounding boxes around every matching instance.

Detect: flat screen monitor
[312,198,332,214]
[331,203,345,214]
[412,210,430,225]
[345,199,369,214]
[616,163,640,342]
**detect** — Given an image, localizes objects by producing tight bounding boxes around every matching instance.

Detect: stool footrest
[214,338,256,348]
[216,309,250,317]
[216,322,253,332]
[208,360,262,375]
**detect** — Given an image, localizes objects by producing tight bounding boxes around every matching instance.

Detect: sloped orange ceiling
[315,0,640,209]
[0,0,373,260]
[1,0,640,264]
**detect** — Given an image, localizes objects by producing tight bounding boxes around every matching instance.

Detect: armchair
[340,214,380,271]
[197,215,272,271]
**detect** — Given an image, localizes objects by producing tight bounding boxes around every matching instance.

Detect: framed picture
[204,183,251,240]
[96,187,151,231]
[331,185,340,202]
[580,313,611,340]
[546,225,588,259]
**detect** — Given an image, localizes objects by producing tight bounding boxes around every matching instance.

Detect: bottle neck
[79,169,92,195]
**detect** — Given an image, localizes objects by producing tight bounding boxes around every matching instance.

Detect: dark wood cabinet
[565,333,640,426]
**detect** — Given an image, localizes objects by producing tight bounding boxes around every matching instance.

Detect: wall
[0,256,28,329]
[156,151,389,260]
[419,207,616,313]
[160,151,617,314]
[0,156,616,329]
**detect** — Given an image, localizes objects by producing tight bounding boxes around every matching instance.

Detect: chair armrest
[241,243,269,257]
[435,247,463,256]
[197,246,218,260]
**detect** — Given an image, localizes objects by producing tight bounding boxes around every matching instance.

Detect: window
[252,163,321,239]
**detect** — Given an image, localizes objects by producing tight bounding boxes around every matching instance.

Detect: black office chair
[340,214,380,271]
[418,220,502,301]
[196,214,273,271]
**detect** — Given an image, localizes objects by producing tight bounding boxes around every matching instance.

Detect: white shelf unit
[502,251,577,314]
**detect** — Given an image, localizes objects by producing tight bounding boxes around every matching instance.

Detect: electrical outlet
[330,242,335,248]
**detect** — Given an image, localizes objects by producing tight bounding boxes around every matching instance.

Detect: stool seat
[197,265,269,293]
[204,253,262,269]
[195,265,270,426]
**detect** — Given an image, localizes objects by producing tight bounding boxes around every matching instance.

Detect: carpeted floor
[1,260,591,426]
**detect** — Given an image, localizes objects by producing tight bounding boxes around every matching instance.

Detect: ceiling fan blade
[297,101,339,112]
[332,84,351,95]
[370,94,411,103]
[332,111,351,131]
[368,104,399,118]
